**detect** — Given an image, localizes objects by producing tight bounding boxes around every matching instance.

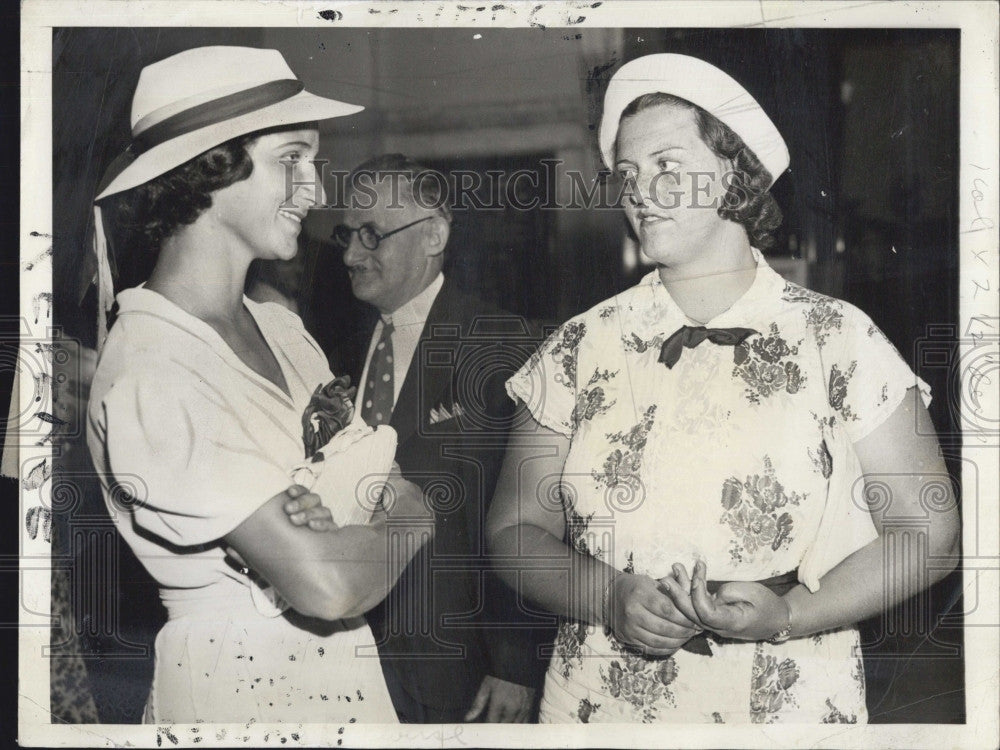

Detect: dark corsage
[302,375,357,459]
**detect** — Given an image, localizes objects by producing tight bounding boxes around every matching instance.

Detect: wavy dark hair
[103,121,320,263]
[105,135,256,256]
[619,92,783,250]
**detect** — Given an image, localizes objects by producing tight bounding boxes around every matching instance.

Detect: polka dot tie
[361,319,394,427]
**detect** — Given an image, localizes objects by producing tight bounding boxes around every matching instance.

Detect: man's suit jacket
[352,279,555,714]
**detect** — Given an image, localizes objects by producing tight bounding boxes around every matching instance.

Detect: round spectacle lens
[358,225,380,250]
[332,225,353,249]
[332,217,433,251]
[331,224,382,251]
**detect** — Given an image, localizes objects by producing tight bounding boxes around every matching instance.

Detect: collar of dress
[114,285,294,404]
[638,247,786,334]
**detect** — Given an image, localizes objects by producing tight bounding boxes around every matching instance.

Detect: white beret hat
[598,53,789,187]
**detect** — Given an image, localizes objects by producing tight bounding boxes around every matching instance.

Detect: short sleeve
[505,319,587,437]
[827,306,932,444]
[98,365,293,547]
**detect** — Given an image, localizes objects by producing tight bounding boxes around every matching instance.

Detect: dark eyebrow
[651,147,685,158]
[344,218,383,231]
[275,140,316,151]
[615,145,685,167]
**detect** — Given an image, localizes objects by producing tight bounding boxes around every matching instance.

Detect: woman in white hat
[86,46,431,723]
[489,54,959,723]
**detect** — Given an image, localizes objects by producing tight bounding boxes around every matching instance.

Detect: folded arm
[226,470,433,621]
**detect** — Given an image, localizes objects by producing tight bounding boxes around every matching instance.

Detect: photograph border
[16,1,999,747]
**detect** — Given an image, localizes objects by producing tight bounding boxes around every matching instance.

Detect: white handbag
[289,417,398,528]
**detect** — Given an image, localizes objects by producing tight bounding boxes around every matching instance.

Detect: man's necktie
[360,320,394,426]
[658,325,757,369]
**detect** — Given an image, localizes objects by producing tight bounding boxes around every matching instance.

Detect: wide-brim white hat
[598,53,789,186]
[91,45,363,351]
[95,46,363,200]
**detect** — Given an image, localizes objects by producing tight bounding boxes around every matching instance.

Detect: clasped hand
[280,462,429,531]
[609,561,790,655]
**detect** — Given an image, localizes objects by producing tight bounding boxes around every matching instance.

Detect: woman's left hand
[676,561,791,641]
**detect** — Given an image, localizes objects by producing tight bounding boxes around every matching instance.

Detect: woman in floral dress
[488,53,959,723]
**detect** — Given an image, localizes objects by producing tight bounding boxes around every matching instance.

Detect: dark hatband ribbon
[95,79,304,198]
[681,569,800,656]
[658,325,757,369]
[132,78,304,154]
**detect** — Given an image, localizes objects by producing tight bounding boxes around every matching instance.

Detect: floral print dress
[506,250,929,724]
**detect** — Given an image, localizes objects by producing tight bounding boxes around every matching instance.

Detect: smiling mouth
[278,208,306,224]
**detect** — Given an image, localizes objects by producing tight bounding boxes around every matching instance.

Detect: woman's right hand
[281,484,336,531]
[607,573,703,657]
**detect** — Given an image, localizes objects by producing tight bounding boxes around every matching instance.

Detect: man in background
[333,153,552,723]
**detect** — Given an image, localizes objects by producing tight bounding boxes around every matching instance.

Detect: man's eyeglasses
[331,216,433,252]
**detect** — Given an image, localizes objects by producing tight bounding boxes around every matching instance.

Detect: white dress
[87,287,396,724]
[507,250,930,724]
